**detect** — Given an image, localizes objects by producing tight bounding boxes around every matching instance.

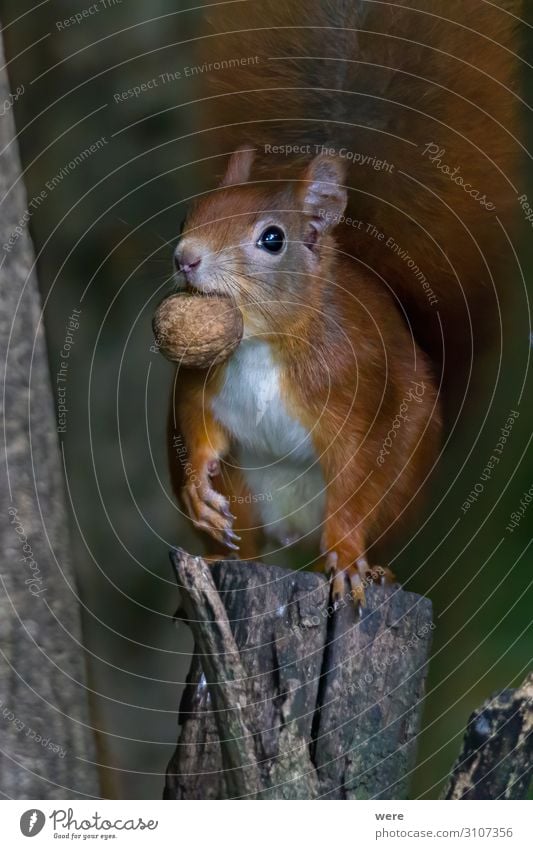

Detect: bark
[445,673,533,800]
[0,36,99,798]
[164,550,433,800]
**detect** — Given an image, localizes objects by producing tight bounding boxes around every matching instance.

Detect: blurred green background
[1,0,531,799]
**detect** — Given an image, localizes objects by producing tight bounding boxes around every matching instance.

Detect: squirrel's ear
[300,155,347,233]
[219,146,255,187]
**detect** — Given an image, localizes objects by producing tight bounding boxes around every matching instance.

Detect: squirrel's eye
[257,225,285,253]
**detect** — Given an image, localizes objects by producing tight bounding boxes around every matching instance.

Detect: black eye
[257,225,285,253]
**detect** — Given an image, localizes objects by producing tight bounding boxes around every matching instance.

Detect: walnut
[152,293,243,368]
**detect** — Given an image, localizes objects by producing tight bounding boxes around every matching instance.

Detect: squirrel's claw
[224,529,241,550]
[325,551,345,603]
[349,570,366,608]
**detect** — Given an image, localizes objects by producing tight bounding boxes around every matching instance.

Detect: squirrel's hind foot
[325,552,394,611]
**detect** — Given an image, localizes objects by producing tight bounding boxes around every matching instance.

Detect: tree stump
[444,673,533,800]
[164,549,434,800]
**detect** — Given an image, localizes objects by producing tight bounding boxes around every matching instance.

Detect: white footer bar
[2,799,531,848]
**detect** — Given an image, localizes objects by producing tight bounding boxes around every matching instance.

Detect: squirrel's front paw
[181,474,240,551]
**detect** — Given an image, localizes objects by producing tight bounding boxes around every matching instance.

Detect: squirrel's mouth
[174,276,208,296]
[183,282,235,303]
[182,278,234,298]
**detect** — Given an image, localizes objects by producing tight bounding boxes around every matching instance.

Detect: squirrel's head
[174,148,347,331]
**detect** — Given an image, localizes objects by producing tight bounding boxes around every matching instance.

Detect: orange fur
[168,162,440,587]
[167,1,522,594]
[197,0,521,374]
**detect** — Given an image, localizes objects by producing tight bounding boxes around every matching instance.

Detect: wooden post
[164,549,433,800]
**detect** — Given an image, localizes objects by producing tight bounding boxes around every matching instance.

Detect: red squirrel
[167,0,521,602]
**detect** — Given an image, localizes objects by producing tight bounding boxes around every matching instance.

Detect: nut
[152,292,243,369]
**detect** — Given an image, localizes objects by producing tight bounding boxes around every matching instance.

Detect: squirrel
[167,0,522,602]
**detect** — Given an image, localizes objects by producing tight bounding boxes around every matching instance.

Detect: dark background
[1,0,531,798]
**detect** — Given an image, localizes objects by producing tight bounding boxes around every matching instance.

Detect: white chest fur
[210,340,325,547]
[211,340,312,459]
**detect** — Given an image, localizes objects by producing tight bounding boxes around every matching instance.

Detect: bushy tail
[194,0,523,379]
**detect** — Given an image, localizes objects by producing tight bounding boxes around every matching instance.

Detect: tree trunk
[164,550,434,800]
[0,35,99,798]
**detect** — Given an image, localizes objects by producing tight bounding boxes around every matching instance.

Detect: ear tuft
[220,146,255,187]
[300,155,347,234]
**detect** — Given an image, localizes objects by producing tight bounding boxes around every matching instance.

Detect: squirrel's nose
[174,244,202,275]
